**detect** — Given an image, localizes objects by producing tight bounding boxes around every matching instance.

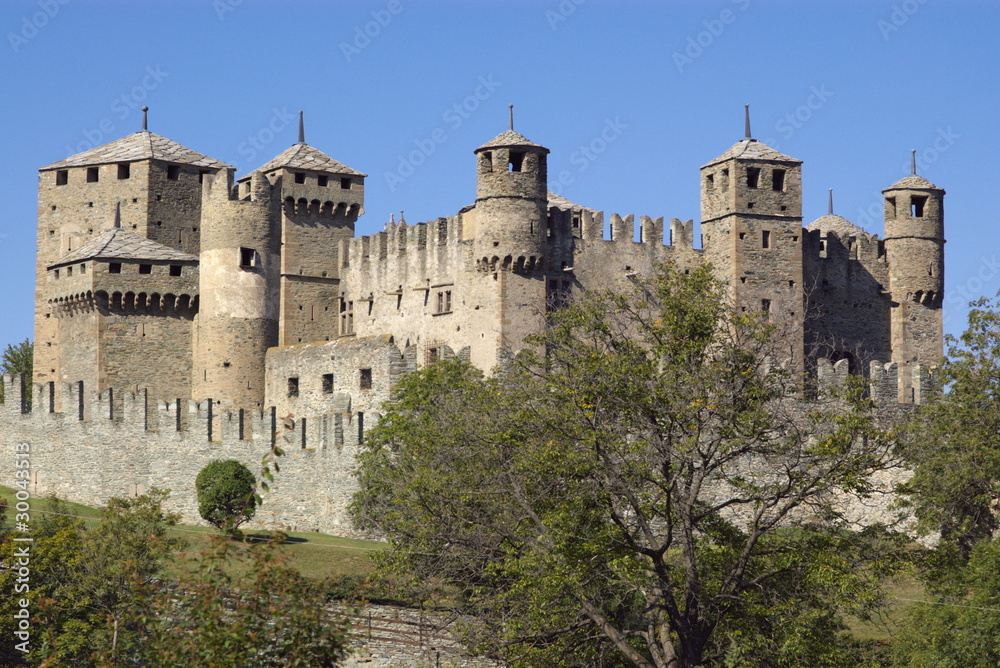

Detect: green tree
[896,292,1000,557]
[196,459,258,532]
[0,490,181,667]
[0,338,32,404]
[352,264,907,668]
[123,535,351,667]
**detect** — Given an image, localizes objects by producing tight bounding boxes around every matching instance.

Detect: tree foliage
[123,535,351,668]
[352,264,906,668]
[897,292,1000,557]
[196,459,258,532]
[0,338,32,403]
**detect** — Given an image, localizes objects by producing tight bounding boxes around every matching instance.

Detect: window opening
[287,377,299,398]
[746,167,760,189]
[56,170,68,185]
[239,247,258,268]
[322,373,333,394]
[772,169,785,191]
[117,163,131,180]
[911,195,927,217]
[294,172,306,184]
[317,175,328,187]
[508,151,525,172]
[340,177,351,189]
[167,165,180,180]
[108,263,122,274]
[359,368,372,390]
[762,230,771,249]
[169,265,182,277]
[86,167,99,183]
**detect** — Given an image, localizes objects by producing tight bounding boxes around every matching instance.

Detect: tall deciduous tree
[0,338,32,403]
[352,264,906,668]
[897,293,1000,557]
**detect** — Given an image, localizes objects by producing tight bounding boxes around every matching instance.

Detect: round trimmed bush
[195,459,257,532]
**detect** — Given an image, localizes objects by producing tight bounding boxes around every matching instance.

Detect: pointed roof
[806,214,869,238]
[883,174,943,191]
[49,227,197,269]
[476,130,548,151]
[547,191,594,212]
[42,131,231,170]
[251,143,366,177]
[702,138,800,168]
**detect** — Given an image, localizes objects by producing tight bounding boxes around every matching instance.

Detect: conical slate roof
[42,131,231,170]
[702,138,800,168]
[50,227,197,269]
[884,174,943,191]
[806,214,869,238]
[476,130,547,151]
[252,143,366,177]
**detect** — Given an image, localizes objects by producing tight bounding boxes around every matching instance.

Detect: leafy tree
[122,535,351,667]
[0,338,32,404]
[896,292,1000,557]
[352,264,907,668]
[196,459,258,532]
[0,490,181,667]
[893,538,1000,667]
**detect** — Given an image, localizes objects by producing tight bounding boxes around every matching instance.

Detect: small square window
[359,368,372,390]
[117,163,131,180]
[294,172,306,184]
[86,167,99,183]
[240,247,257,268]
[317,175,329,187]
[108,263,122,274]
[340,177,351,190]
[287,377,299,398]
[53,269,60,279]
[508,151,525,172]
[169,265,182,277]
[55,170,68,186]
[139,264,152,274]
[322,373,333,394]
[167,165,180,180]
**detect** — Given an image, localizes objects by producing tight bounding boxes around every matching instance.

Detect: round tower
[883,160,945,385]
[192,169,281,407]
[472,116,549,270]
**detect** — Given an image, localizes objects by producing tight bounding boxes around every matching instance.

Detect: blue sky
[1,0,997,351]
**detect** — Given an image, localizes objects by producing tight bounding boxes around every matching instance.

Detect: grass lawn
[0,485,384,581]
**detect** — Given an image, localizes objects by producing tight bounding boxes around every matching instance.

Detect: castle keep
[3,108,944,534]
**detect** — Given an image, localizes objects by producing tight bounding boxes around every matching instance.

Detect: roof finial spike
[910,148,916,176]
[744,103,752,140]
[399,209,405,224]
[508,104,514,132]
[298,110,305,144]
[828,188,834,215]
[112,202,121,229]
[141,106,148,132]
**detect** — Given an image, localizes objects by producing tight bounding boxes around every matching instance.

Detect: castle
[2,106,943,534]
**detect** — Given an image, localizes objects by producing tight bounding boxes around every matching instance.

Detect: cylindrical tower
[192,169,280,407]
[472,129,549,268]
[883,170,945,390]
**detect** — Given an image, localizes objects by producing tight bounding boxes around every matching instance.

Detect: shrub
[195,459,257,532]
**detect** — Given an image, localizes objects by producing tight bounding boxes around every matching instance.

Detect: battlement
[804,228,886,265]
[813,357,937,406]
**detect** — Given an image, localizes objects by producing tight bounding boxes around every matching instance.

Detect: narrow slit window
[705,173,714,188]
[762,230,771,249]
[746,167,760,189]
[886,196,896,217]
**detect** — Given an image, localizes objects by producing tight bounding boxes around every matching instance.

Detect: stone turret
[191,169,281,407]
[699,107,804,368]
[883,162,945,400]
[472,124,550,271]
